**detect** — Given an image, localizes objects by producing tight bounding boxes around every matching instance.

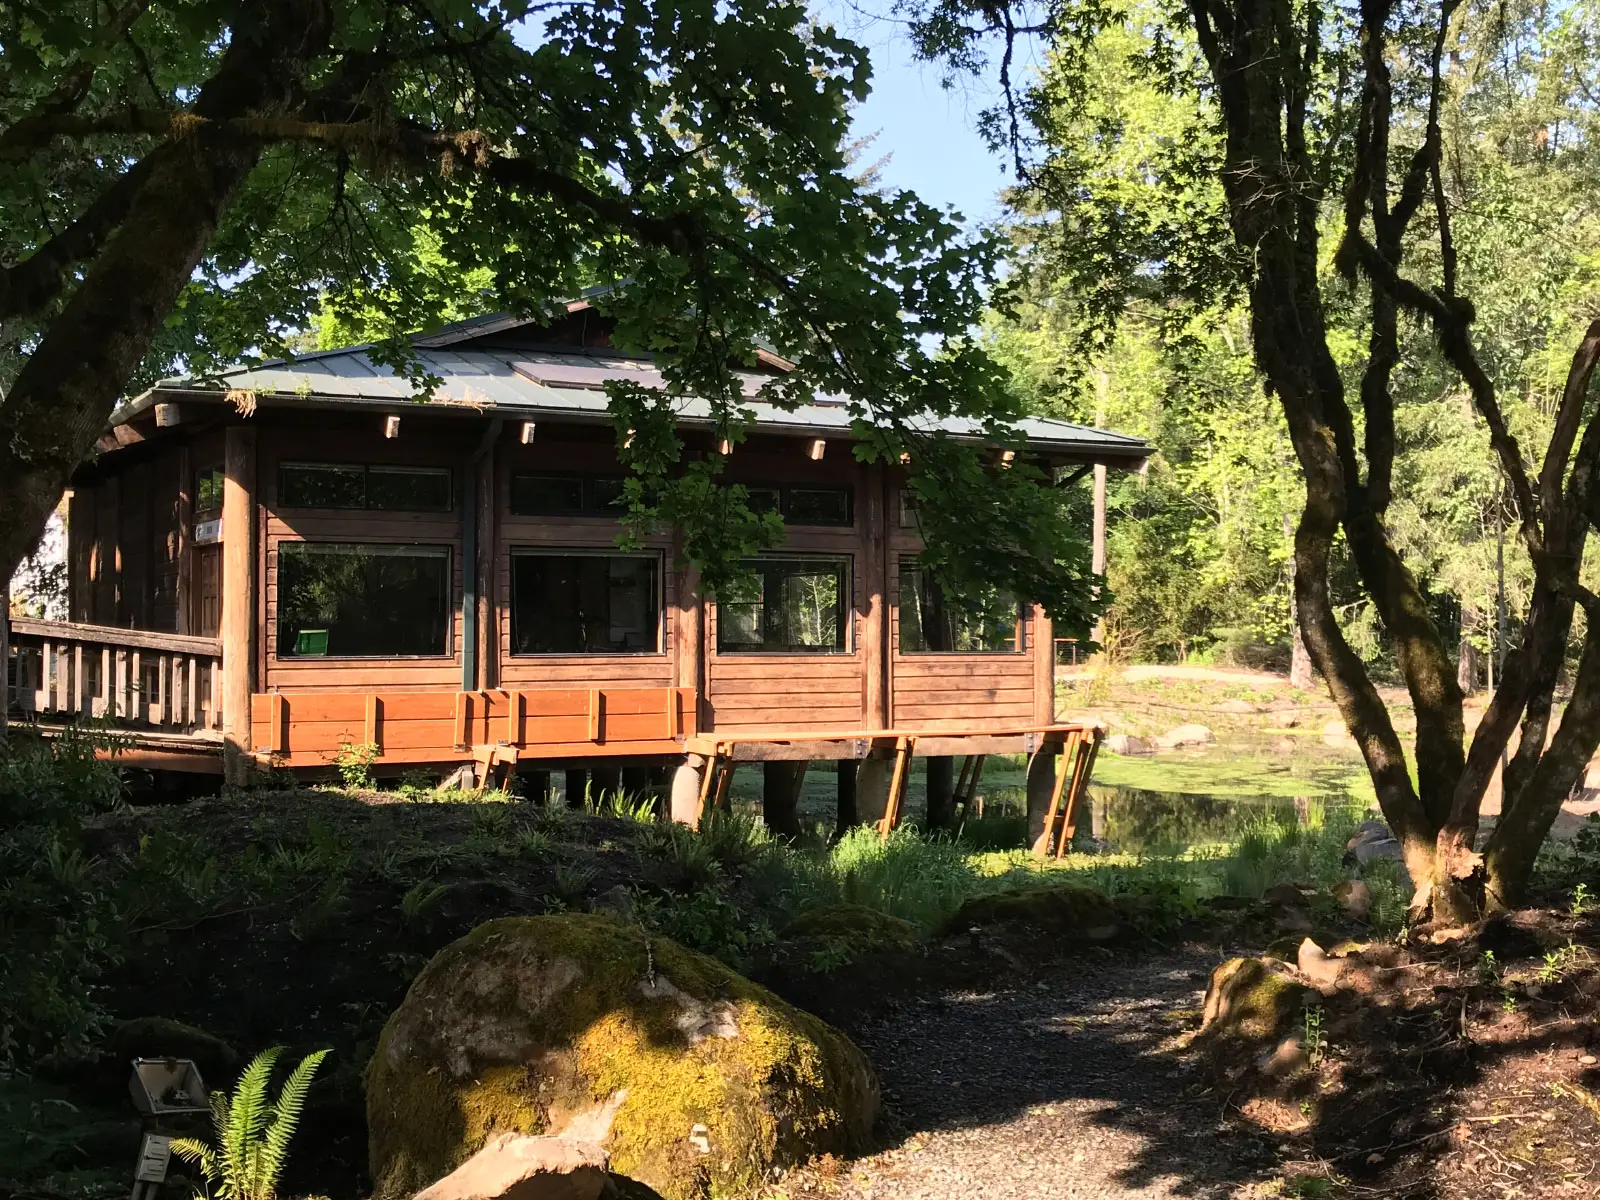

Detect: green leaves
[170,1046,329,1200]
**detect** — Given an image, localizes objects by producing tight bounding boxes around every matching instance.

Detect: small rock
[1262,883,1310,909]
[1282,714,1301,729]
[1296,939,1346,991]
[1106,733,1154,756]
[1218,698,1257,714]
[1257,1035,1307,1078]
[1155,723,1215,751]
[1270,737,1297,756]
[414,1132,608,1200]
[1578,1054,1597,1066]
[1333,880,1372,920]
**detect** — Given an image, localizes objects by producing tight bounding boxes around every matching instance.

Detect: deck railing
[5,617,223,735]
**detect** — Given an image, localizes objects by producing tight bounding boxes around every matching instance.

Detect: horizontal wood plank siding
[887,544,1038,731]
[261,423,468,693]
[496,429,675,691]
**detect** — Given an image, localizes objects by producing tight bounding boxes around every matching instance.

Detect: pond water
[772,736,1380,853]
[1082,740,1378,853]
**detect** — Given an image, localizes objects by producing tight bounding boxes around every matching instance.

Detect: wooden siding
[261,422,470,693]
[496,426,677,693]
[63,416,1061,746]
[249,685,697,767]
[885,475,1038,730]
[703,446,872,733]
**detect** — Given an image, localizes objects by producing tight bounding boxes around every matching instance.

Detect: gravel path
[789,949,1281,1200]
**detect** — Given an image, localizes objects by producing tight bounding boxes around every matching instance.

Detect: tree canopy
[913,0,1600,916]
[0,0,1099,630]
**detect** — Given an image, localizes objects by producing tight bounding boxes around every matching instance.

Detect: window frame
[276,461,455,513]
[715,554,853,656]
[740,482,854,528]
[896,558,1025,655]
[274,539,455,660]
[194,465,225,517]
[507,547,666,657]
[507,472,628,518]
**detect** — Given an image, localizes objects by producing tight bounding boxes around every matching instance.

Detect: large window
[279,462,452,512]
[510,552,660,654]
[744,484,853,527]
[510,473,626,517]
[718,557,849,653]
[277,543,451,657]
[898,560,1021,653]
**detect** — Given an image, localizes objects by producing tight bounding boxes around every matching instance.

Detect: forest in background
[985,0,1600,683]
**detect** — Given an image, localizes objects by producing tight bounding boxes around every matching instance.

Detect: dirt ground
[779,908,1600,1200]
[779,947,1279,1200]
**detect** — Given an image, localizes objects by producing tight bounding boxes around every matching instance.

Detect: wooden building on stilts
[4,305,1150,850]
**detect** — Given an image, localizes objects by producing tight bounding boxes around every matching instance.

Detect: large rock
[1201,957,1317,1045]
[414,1133,609,1200]
[1343,821,1403,867]
[947,882,1120,942]
[1154,724,1215,751]
[1105,733,1154,756]
[366,914,877,1200]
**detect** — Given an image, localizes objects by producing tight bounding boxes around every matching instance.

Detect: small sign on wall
[195,518,221,545]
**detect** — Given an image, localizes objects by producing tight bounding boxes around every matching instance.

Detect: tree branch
[0,0,154,152]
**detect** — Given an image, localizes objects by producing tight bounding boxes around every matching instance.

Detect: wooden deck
[7,617,1101,848]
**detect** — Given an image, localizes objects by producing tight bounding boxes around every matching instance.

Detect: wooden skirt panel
[250,685,696,767]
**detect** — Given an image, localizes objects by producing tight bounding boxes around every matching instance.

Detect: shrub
[0,727,123,1065]
[171,1046,329,1200]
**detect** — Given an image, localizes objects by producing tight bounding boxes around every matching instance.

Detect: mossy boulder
[1200,957,1317,1045]
[365,914,878,1200]
[780,904,918,971]
[106,1018,239,1088]
[946,882,1120,942]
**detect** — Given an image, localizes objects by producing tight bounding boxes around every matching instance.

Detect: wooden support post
[878,737,913,837]
[925,755,956,831]
[1025,742,1060,856]
[453,691,470,750]
[675,558,704,732]
[862,464,889,729]
[712,759,735,812]
[267,693,289,755]
[176,443,193,634]
[1037,730,1080,859]
[1055,731,1103,858]
[587,687,603,741]
[523,769,551,805]
[855,752,893,830]
[221,425,257,784]
[364,694,382,753]
[506,689,524,744]
[1032,603,1055,725]
[591,765,622,804]
[836,759,858,832]
[762,760,807,839]
[964,754,987,813]
[564,768,588,808]
[684,750,717,826]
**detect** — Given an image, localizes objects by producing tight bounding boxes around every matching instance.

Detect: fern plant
[171,1046,329,1200]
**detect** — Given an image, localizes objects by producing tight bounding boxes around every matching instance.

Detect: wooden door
[193,545,222,638]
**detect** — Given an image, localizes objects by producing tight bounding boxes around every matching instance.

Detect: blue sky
[815,2,1019,226]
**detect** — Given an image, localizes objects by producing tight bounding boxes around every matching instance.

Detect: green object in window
[295,629,330,656]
